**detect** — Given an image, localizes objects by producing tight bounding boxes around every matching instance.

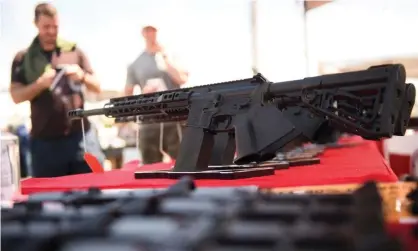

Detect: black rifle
[69,64,415,178]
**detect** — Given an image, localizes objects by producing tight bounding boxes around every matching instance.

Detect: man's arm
[9,52,46,104]
[163,54,189,86]
[10,82,46,104]
[78,49,101,93]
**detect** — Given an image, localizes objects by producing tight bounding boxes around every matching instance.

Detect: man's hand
[155,44,168,57]
[153,45,188,86]
[63,64,85,82]
[36,69,56,89]
[155,43,164,52]
[142,85,158,94]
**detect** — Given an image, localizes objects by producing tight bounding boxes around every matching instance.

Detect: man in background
[125,22,188,164]
[9,2,105,177]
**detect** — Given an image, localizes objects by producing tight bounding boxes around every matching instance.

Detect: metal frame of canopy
[302,0,334,76]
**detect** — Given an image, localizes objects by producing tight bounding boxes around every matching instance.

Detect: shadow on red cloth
[375,140,385,156]
[21,137,397,194]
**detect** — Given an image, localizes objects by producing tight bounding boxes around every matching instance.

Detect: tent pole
[250,0,258,75]
[302,1,309,76]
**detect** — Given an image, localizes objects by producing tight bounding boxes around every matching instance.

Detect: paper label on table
[261,182,418,223]
[145,78,167,92]
[1,144,14,201]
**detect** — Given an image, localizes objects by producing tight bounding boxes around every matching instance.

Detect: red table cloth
[21,137,398,195]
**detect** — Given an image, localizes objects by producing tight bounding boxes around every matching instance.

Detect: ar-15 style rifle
[69,64,415,179]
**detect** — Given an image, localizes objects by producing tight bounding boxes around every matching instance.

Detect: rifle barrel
[68,108,108,119]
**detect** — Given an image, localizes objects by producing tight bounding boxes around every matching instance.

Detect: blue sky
[0,0,417,91]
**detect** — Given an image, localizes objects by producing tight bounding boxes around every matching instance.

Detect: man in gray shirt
[125,22,188,164]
